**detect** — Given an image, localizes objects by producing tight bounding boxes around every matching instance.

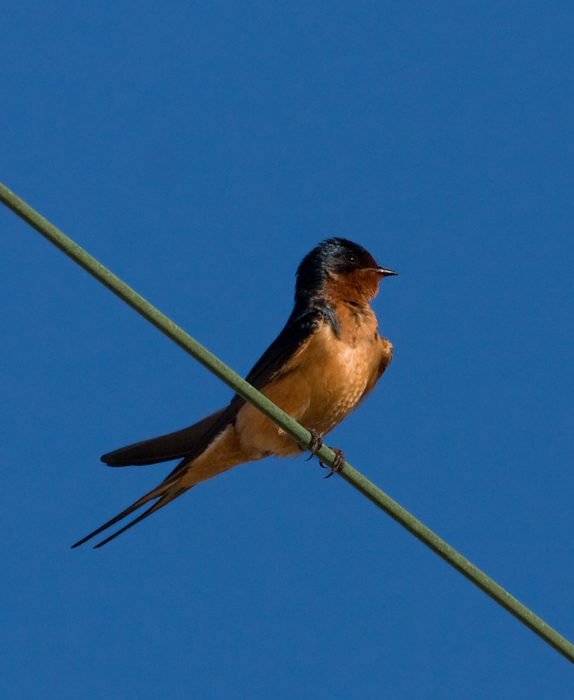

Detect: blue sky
[2,1,574,697]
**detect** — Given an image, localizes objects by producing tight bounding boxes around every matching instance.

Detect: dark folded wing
[232,304,324,403]
[101,408,229,466]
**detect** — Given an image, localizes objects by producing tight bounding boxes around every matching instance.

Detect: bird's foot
[305,429,323,460]
[305,430,345,477]
[319,447,346,478]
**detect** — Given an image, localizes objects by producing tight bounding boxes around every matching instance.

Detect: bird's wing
[241,304,324,392]
[102,408,229,466]
[101,305,324,470]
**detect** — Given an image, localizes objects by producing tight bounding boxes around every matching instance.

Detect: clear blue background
[2,1,573,697]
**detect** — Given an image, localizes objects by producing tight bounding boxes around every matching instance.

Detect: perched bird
[73,238,397,548]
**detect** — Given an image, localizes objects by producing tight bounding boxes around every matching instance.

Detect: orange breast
[236,304,390,458]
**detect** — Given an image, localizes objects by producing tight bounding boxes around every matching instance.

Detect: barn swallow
[73,238,397,548]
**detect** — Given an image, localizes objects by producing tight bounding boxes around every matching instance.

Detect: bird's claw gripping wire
[306,429,323,457]
[320,448,346,478]
[306,429,346,477]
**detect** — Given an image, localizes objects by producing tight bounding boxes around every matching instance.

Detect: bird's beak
[371,267,398,278]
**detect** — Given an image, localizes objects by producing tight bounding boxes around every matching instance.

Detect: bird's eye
[345,253,358,264]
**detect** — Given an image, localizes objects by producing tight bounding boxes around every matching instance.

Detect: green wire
[2,180,573,665]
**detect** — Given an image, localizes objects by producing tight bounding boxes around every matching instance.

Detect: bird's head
[295,238,397,306]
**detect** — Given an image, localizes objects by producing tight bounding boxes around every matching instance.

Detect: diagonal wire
[1,180,573,664]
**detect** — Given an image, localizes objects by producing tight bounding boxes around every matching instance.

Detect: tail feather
[71,478,186,548]
[93,487,187,548]
[77,405,240,548]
